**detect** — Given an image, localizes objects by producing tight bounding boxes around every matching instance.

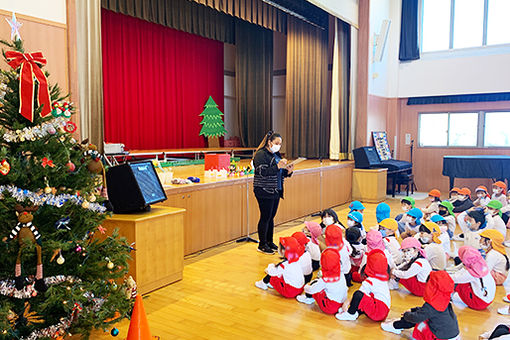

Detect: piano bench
[396,173,415,196]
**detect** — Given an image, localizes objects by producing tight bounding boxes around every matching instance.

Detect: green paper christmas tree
[199,96,227,139]
[0,38,134,339]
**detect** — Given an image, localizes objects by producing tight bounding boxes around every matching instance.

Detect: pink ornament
[75,245,82,253]
[66,161,76,172]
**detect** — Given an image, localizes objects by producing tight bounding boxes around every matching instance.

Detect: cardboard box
[204,154,230,170]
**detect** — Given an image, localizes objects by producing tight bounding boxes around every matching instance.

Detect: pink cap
[304,221,322,245]
[400,237,426,258]
[366,230,385,252]
[458,246,489,278]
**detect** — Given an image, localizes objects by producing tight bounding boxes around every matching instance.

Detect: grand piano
[443,155,510,189]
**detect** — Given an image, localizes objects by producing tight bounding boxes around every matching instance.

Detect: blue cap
[407,208,423,224]
[375,202,391,223]
[349,200,365,212]
[430,214,446,223]
[348,211,363,223]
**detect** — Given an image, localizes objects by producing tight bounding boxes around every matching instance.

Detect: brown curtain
[285,16,329,158]
[101,0,235,43]
[329,18,351,160]
[189,0,287,33]
[235,20,273,147]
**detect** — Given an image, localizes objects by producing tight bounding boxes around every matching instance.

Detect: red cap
[292,231,310,247]
[279,237,304,264]
[423,271,454,312]
[428,189,441,198]
[364,249,389,281]
[494,181,507,194]
[325,224,344,249]
[320,248,341,282]
[459,187,471,197]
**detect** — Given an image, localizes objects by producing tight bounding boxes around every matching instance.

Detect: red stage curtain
[101,9,224,149]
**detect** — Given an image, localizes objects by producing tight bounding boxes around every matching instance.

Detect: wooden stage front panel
[159,160,354,255]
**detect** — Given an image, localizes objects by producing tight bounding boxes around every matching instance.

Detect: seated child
[381,271,460,340]
[479,229,509,285]
[296,248,348,314]
[438,200,456,238]
[355,231,396,283]
[325,224,352,284]
[391,237,432,297]
[449,187,460,202]
[374,202,391,229]
[417,222,447,271]
[320,208,342,232]
[398,208,423,239]
[430,214,454,257]
[474,186,491,207]
[345,227,365,285]
[395,196,416,221]
[292,232,313,284]
[486,200,507,238]
[423,189,441,220]
[452,187,474,213]
[349,200,365,214]
[303,221,322,271]
[378,218,402,264]
[347,211,365,238]
[492,181,508,207]
[450,245,495,310]
[255,237,305,298]
[455,208,487,248]
[335,249,391,322]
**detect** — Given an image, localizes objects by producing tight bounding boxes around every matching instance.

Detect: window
[421,0,510,52]
[484,112,510,146]
[419,111,510,148]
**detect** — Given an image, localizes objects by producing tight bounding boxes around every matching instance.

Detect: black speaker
[353,146,381,169]
[106,161,167,213]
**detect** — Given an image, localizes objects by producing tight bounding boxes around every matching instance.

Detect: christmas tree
[199,96,227,145]
[0,36,134,338]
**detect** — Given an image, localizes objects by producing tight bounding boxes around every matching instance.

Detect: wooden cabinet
[101,206,185,294]
[352,168,387,203]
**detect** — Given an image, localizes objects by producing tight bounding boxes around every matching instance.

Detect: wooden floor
[94,197,510,339]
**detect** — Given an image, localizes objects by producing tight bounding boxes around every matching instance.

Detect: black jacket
[253,148,291,199]
[403,303,459,339]
[452,198,474,213]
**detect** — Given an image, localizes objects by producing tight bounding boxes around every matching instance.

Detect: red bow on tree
[5,51,52,122]
[41,157,55,168]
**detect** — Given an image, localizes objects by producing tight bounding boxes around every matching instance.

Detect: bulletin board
[372,131,392,161]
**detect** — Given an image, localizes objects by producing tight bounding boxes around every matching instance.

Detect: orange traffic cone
[126,295,153,340]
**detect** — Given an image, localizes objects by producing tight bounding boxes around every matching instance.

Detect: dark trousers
[393,318,415,329]
[255,194,280,247]
[347,290,365,314]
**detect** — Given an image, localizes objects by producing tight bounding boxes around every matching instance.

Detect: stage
[157,159,354,255]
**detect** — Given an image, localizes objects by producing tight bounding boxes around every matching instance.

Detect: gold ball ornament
[107,261,114,270]
[44,186,52,194]
[57,255,65,265]
[81,201,90,209]
[89,194,96,202]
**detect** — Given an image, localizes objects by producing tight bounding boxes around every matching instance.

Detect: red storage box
[204,154,230,170]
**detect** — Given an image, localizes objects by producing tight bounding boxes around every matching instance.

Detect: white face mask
[488,209,498,216]
[347,220,355,227]
[270,144,281,153]
[477,193,484,198]
[480,242,490,251]
[323,217,334,226]
[419,235,432,244]
[402,248,418,263]
[402,205,410,212]
[457,195,466,201]
[429,198,436,202]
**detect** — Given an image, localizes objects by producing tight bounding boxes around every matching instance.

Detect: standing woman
[253,131,294,254]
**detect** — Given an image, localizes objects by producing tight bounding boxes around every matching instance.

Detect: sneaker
[498,306,510,315]
[479,330,492,340]
[257,245,275,255]
[255,280,268,290]
[296,294,315,305]
[267,242,278,251]
[267,283,273,289]
[503,294,510,303]
[451,292,468,308]
[504,240,510,248]
[335,311,359,321]
[389,279,399,290]
[381,321,402,335]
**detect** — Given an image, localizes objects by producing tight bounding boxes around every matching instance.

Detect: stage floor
[93,197,510,339]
